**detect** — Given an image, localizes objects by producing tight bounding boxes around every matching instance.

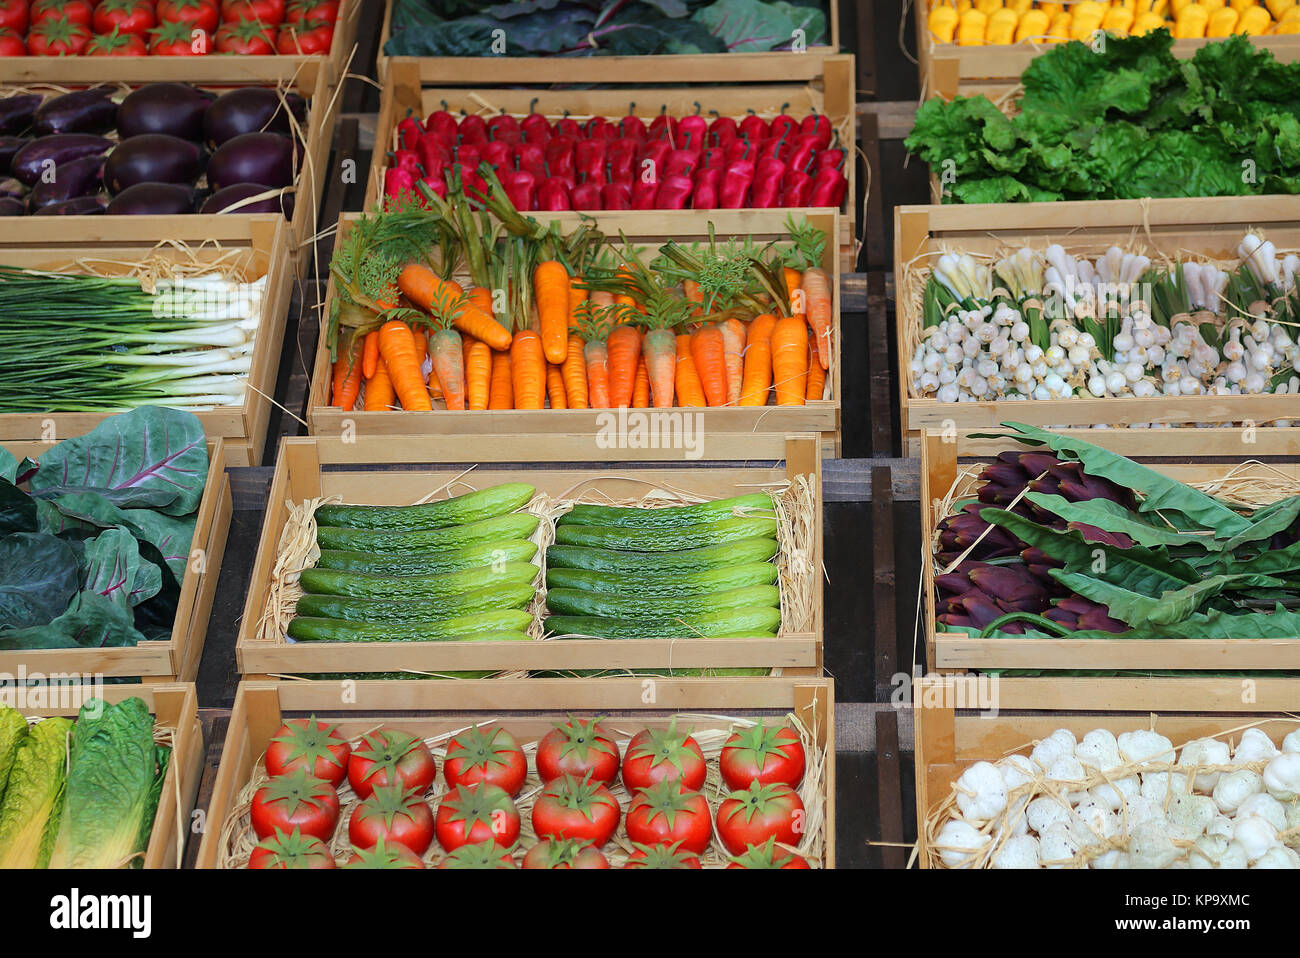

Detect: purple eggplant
[104,134,202,194]
[11,135,113,186]
[33,87,118,136]
[0,196,24,215]
[107,182,196,215]
[29,154,105,211]
[32,195,108,215]
[0,94,43,136]
[204,88,306,147]
[201,181,294,219]
[206,132,296,191]
[117,83,214,141]
[0,136,29,174]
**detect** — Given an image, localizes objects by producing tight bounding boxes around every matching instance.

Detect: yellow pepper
[1046,10,1072,39]
[1150,0,1169,14]
[1038,3,1064,16]
[1206,5,1239,32]
[1200,0,1226,11]
[1008,0,1033,14]
[1174,2,1210,34]
[975,0,1003,14]
[929,5,960,42]
[1130,9,1167,29]
[958,7,989,43]
[1282,4,1300,19]
[1015,8,1052,39]
[1103,4,1136,31]
[1265,0,1294,19]
[1227,0,1252,10]
[1277,18,1300,30]
[1237,4,1272,30]
[1070,0,1107,38]
[1169,0,1194,12]
[986,7,1019,41]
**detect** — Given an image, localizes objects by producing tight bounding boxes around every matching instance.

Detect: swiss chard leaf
[0,533,80,629]
[691,0,826,51]
[39,491,194,583]
[80,529,162,611]
[0,479,37,536]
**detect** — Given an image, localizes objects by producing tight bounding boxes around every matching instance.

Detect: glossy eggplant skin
[29,154,105,211]
[106,182,196,215]
[204,88,306,147]
[0,94,43,136]
[207,132,296,191]
[103,134,202,194]
[0,196,24,216]
[0,136,28,174]
[116,83,214,141]
[32,195,108,215]
[11,135,114,186]
[33,87,119,136]
[200,182,294,219]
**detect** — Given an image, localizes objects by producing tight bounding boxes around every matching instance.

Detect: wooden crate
[913,675,1300,868]
[0,219,292,467]
[911,0,1300,100]
[309,209,844,454]
[4,683,202,869]
[920,426,1300,710]
[377,0,841,82]
[236,433,823,677]
[0,60,339,278]
[896,197,1300,455]
[0,439,229,683]
[195,675,835,868]
[365,55,857,270]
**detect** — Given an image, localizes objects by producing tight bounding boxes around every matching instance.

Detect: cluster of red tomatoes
[246,715,813,870]
[0,0,338,57]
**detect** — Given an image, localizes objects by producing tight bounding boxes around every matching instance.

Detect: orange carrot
[589,290,615,309]
[429,328,466,410]
[805,341,827,400]
[363,357,395,411]
[606,324,642,407]
[771,315,809,406]
[428,372,444,401]
[683,278,704,318]
[546,363,568,409]
[783,267,803,300]
[534,260,571,364]
[465,337,491,410]
[562,334,589,409]
[362,330,380,379]
[568,276,587,321]
[800,266,833,370]
[511,329,546,410]
[641,327,677,408]
[691,325,728,406]
[397,263,512,351]
[584,339,610,408]
[674,333,706,407]
[720,318,747,406]
[335,348,364,411]
[412,326,428,366]
[739,313,777,406]
[378,320,433,411]
[631,357,650,408]
[488,350,513,409]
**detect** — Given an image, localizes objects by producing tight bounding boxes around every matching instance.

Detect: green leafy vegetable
[0,717,73,868]
[0,707,27,803]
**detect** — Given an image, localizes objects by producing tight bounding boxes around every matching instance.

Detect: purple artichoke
[1066,522,1134,549]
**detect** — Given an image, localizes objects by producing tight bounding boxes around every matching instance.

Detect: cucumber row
[300,561,538,600]
[545,561,778,597]
[552,515,777,552]
[315,539,538,576]
[545,606,782,639]
[547,584,779,619]
[315,483,536,532]
[545,537,778,575]
[296,581,536,623]
[288,610,534,643]
[317,512,539,554]
[558,493,775,530]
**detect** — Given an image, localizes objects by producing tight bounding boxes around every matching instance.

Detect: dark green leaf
[0,533,80,629]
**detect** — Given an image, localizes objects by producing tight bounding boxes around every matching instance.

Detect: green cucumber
[544,606,782,639]
[546,584,779,619]
[545,537,778,575]
[314,483,536,532]
[551,515,777,552]
[558,494,774,529]
[545,561,777,597]
[299,561,538,599]
[287,611,534,643]
[315,539,538,576]
[316,512,540,554]
[296,581,536,622]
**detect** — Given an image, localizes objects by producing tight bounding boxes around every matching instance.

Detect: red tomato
[344,837,425,869]
[249,767,339,842]
[625,781,713,853]
[0,26,25,54]
[265,715,351,787]
[437,841,517,869]
[285,0,335,24]
[624,841,703,869]
[85,27,147,53]
[150,19,210,53]
[93,0,154,35]
[31,0,92,28]
[719,722,805,791]
[348,781,434,856]
[222,0,282,26]
[28,19,91,53]
[157,0,219,32]
[535,716,620,785]
[0,0,27,35]
[435,783,520,852]
[214,16,273,53]
[522,839,609,869]
[531,774,621,848]
[725,836,810,869]
[621,720,707,793]
[348,730,436,799]
[443,725,527,797]
[247,828,336,869]
[274,17,329,54]
[715,782,805,856]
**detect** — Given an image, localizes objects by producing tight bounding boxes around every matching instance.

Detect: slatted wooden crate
[920,426,1300,711]
[363,55,857,272]
[195,676,835,868]
[309,209,844,454]
[0,438,228,683]
[895,196,1300,456]
[235,433,822,677]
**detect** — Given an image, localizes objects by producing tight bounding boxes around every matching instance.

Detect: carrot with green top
[378,320,433,411]
[801,266,832,370]
[363,357,395,411]
[721,318,747,406]
[362,330,380,379]
[739,313,777,406]
[465,337,491,410]
[805,340,827,400]
[606,323,642,408]
[428,322,467,411]
[535,259,572,364]
[398,263,512,351]
[674,333,706,407]
[634,288,694,409]
[562,334,589,409]
[771,314,809,406]
[691,324,728,406]
[632,357,650,408]
[511,329,546,409]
